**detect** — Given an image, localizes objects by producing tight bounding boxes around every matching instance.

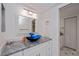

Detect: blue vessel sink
[26,33,41,42]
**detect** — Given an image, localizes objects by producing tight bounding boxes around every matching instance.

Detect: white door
[64,17,77,49]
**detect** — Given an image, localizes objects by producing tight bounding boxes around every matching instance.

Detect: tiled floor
[60,47,79,56]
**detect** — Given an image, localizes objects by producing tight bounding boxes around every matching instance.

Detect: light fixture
[21,9,37,19]
[32,14,37,19]
[29,11,33,15]
[21,9,28,16]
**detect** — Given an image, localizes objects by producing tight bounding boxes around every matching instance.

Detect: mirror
[17,9,37,36]
[17,16,35,36]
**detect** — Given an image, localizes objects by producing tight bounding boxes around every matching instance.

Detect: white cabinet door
[39,41,52,56]
[10,51,23,56]
[23,44,41,56]
[32,50,40,56]
[23,48,34,56]
[32,41,52,56]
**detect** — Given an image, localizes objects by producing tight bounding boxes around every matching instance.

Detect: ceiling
[22,3,61,14]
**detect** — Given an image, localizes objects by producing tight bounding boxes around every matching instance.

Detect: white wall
[3,4,22,40]
[36,3,69,55]
[35,14,45,35]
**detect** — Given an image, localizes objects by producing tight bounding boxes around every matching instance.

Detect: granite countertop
[1,37,52,56]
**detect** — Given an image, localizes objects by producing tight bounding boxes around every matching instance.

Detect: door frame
[64,16,77,50]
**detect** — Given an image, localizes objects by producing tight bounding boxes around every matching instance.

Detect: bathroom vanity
[1,37,52,56]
